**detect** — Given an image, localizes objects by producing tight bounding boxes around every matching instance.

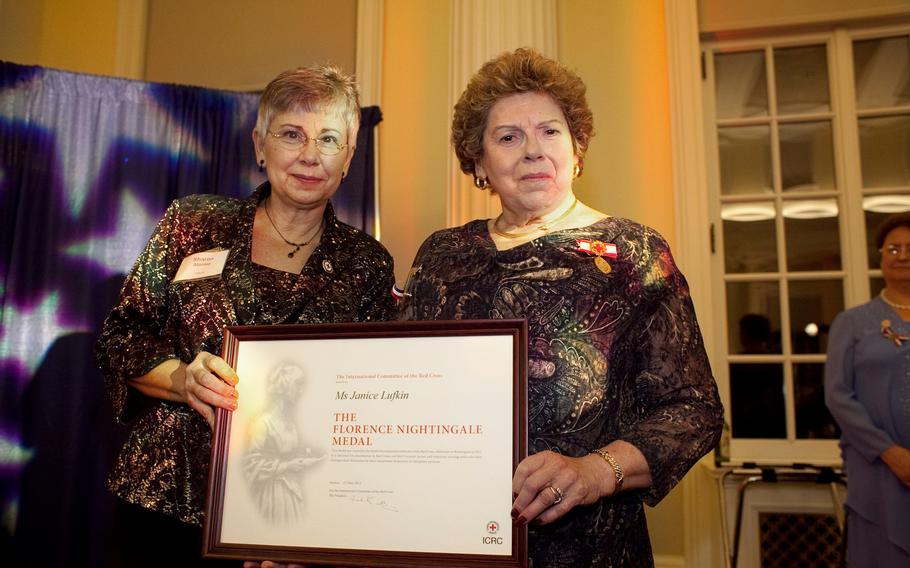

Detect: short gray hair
[255,64,360,143]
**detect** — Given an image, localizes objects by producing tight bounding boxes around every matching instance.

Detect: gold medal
[595,256,611,274]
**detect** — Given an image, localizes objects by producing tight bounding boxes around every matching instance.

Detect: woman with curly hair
[400,47,723,567]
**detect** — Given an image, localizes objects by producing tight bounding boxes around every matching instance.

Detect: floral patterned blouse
[399,216,723,567]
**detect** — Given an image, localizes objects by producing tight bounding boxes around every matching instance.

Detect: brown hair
[451,47,594,181]
[255,64,360,144]
[876,212,910,248]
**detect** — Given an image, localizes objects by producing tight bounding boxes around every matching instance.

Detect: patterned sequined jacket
[400,216,723,568]
[95,183,395,525]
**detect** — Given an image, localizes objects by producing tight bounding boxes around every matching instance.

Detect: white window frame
[698,22,910,466]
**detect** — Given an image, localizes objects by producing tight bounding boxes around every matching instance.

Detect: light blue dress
[825,297,910,565]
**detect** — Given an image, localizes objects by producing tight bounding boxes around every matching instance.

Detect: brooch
[881,319,909,346]
[576,240,618,274]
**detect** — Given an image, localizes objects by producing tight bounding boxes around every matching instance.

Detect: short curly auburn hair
[451,47,594,180]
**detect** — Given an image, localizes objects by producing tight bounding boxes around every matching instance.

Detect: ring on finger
[547,485,563,505]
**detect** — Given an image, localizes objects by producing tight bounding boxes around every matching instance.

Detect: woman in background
[825,212,910,566]
[96,64,394,567]
[400,47,723,567]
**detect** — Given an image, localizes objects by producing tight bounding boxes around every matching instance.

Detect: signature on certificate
[348,494,399,512]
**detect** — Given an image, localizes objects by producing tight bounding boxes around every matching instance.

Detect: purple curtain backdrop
[0,60,380,566]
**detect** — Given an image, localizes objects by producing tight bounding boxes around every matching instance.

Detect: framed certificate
[203,319,528,567]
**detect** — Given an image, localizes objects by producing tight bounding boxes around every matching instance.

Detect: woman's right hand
[183,351,239,428]
[881,445,910,487]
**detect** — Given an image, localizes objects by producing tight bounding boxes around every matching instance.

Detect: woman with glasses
[96,64,395,567]
[826,213,910,566]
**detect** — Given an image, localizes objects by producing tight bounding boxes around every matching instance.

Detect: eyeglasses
[267,128,347,156]
[881,244,910,257]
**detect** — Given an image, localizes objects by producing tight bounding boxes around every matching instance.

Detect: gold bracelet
[592,448,624,496]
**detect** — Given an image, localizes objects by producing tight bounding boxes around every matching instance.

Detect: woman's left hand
[882,445,910,487]
[511,450,610,526]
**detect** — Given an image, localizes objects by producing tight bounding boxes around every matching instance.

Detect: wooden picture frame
[203,319,528,567]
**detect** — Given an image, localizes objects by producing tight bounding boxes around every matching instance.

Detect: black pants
[110,500,243,568]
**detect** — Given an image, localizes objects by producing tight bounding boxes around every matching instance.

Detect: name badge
[172,248,230,282]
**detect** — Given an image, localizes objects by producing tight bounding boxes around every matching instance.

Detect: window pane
[719,125,773,195]
[863,195,910,268]
[788,279,844,354]
[727,281,782,354]
[780,121,836,192]
[723,204,778,273]
[853,36,910,110]
[858,114,910,188]
[730,363,786,438]
[775,45,831,115]
[715,50,769,119]
[794,363,840,439]
[784,199,841,271]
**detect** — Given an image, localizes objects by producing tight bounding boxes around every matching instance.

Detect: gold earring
[473,176,489,190]
[572,163,582,179]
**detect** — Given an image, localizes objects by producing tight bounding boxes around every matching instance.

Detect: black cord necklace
[263,199,323,258]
